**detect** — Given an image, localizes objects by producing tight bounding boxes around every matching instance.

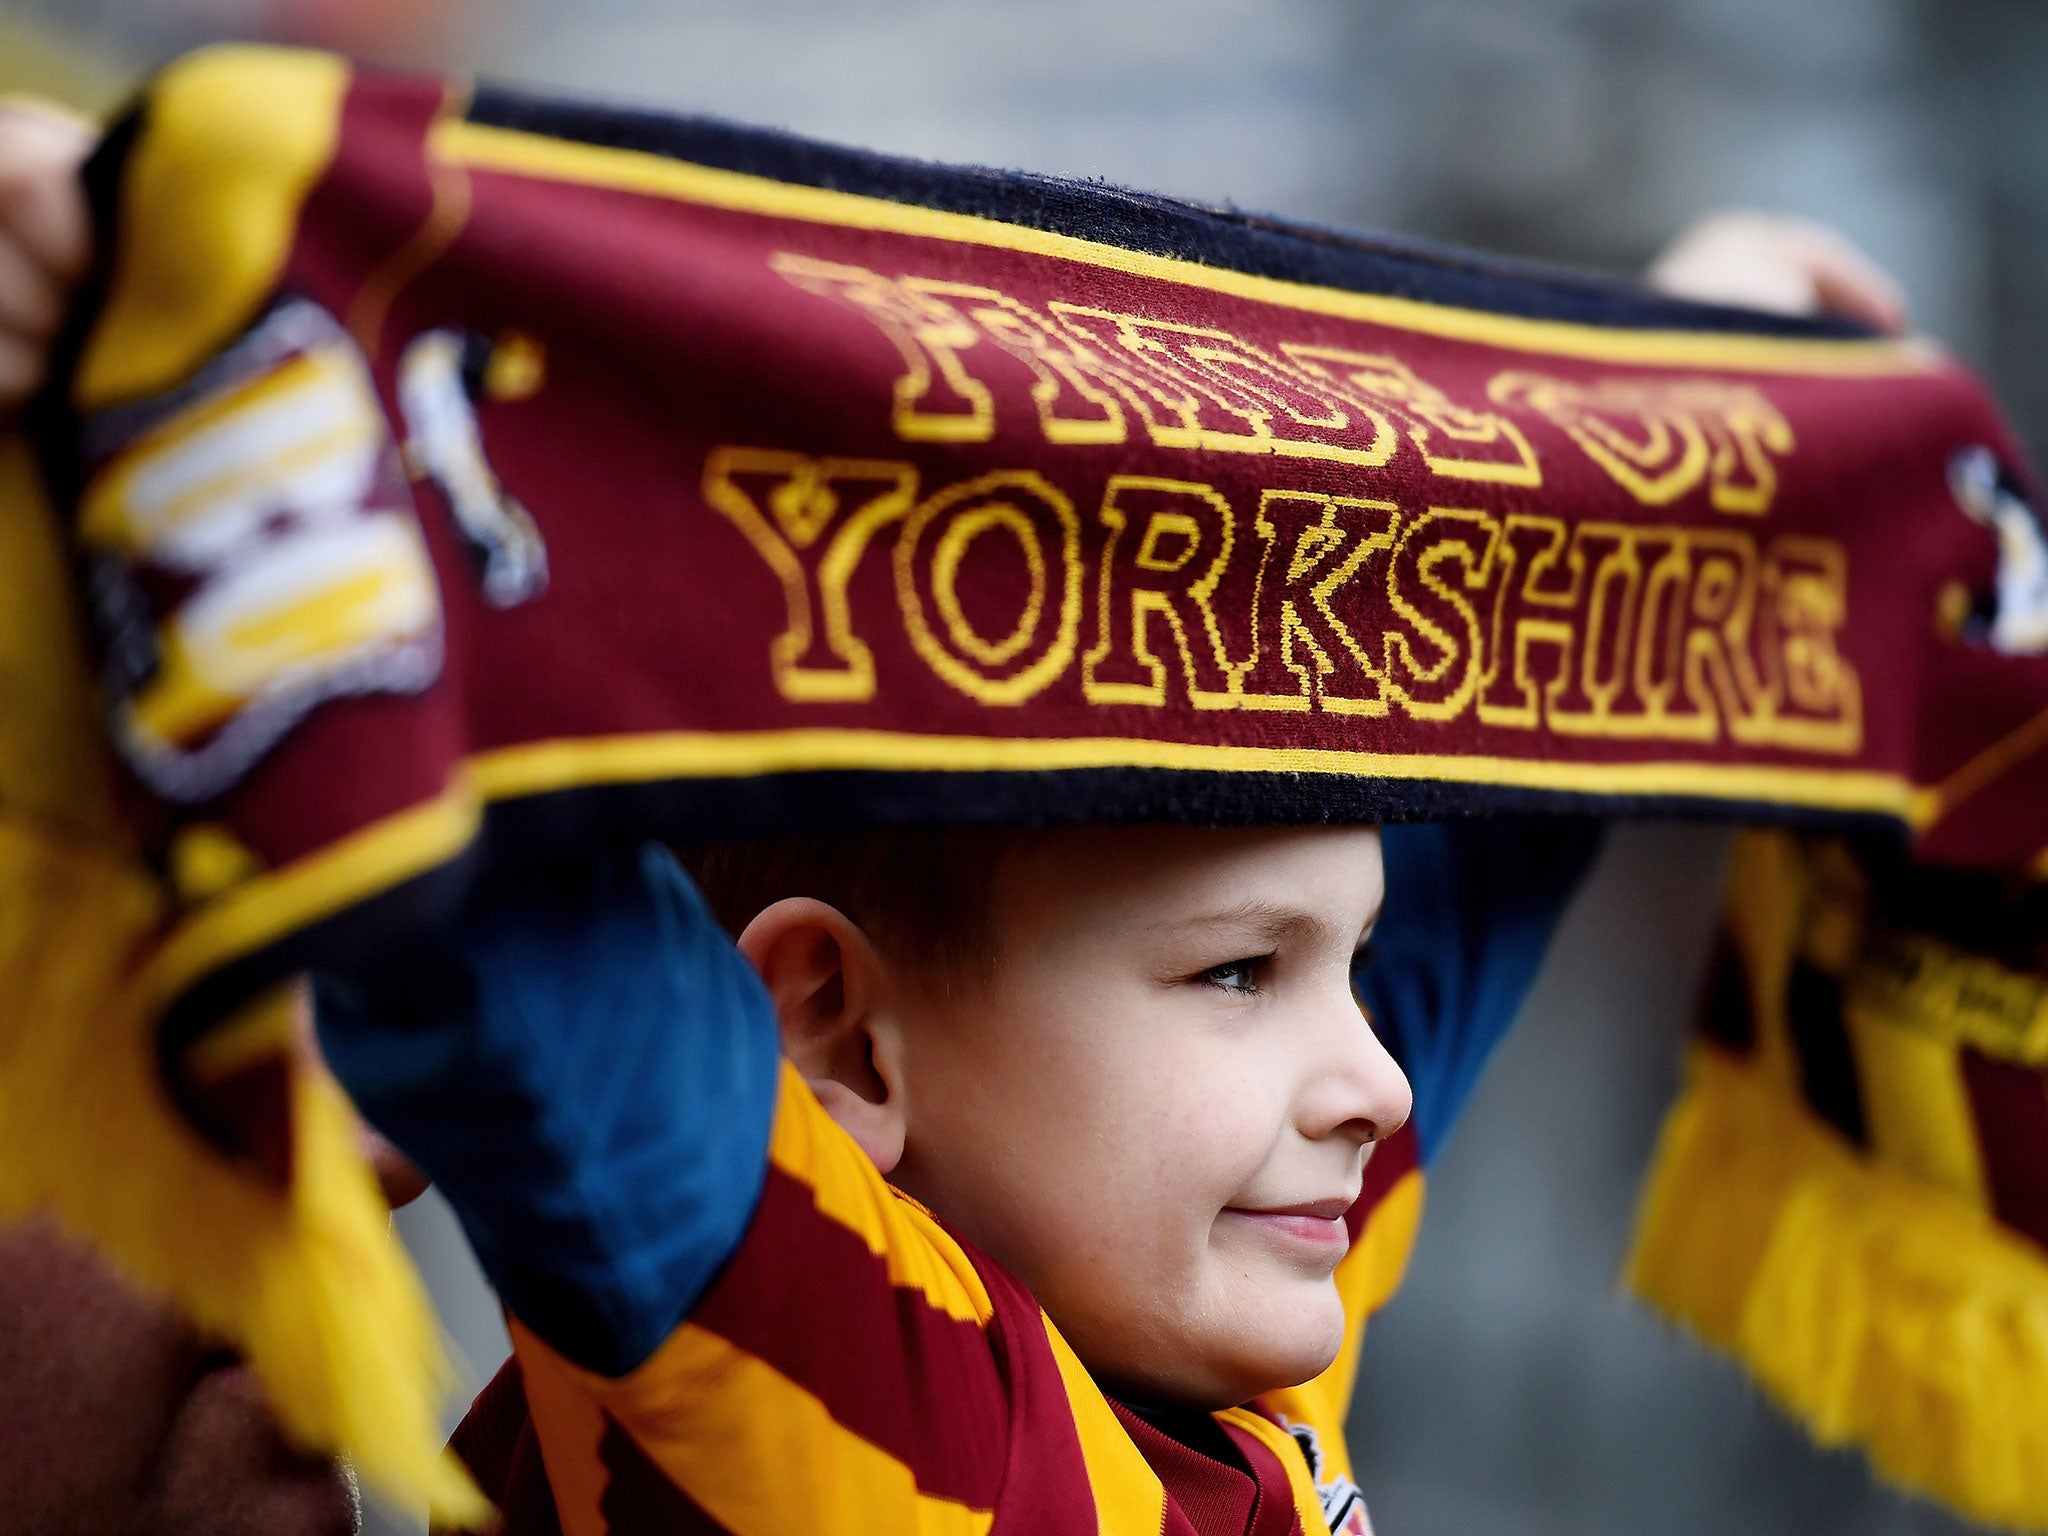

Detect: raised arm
[319,845,1024,1534]
[313,844,783,1376]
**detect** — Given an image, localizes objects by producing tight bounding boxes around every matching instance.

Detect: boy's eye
[1197,956,1267,994]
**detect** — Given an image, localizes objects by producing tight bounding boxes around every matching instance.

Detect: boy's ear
[736,898,907,1174]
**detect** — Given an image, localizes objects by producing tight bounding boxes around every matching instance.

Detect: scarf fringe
[0,818,486,1526]
[1627,1043,2048,1532]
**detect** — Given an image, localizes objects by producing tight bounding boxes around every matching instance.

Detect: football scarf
[2,43,2045,1525]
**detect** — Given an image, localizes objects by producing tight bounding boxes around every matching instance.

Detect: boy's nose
[1300,997,1413,1146]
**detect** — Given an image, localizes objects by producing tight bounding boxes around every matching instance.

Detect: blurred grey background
[5,1,2031,1532]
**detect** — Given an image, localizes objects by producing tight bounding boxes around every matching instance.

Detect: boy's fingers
[1647,213,1820,315]
[0,99,95,282]
[0,99,96,416]
[0,227,64,338]
[1796,228,1910,335]
[0,328,50,413]
[1647,210,1911,335]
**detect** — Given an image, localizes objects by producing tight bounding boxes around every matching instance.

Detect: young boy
[318,822,1411,1535]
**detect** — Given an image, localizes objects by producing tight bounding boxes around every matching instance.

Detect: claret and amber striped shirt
[319,822,1595,1536]
[450,1055,1417,1536]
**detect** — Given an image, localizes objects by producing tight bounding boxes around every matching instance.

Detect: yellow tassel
[0,437,483,1523]
[0,820,489,1525]
[1628,1043,2048,1532]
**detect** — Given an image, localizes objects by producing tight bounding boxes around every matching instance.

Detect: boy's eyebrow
[1153,899,1361,946]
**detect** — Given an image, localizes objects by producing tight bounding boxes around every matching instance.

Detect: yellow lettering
[1752,536,1862,751]
[702,446,918,702]
[1488,371,1792,513]
[1286,346,1541,486]
[1083,477,1246,707]
[1240,491,1398,714]
[1384,509,1498,721]
[771,255,995,442]
[894,470,1082,704]
[1050,308,1394,466]
[906,281,1129,444]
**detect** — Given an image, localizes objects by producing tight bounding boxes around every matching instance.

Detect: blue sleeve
[313,842,781,1377]
[1358,818,1603,1165]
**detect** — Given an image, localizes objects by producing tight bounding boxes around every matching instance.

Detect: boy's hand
[1647,209,1910,335]
[0,100,94,416]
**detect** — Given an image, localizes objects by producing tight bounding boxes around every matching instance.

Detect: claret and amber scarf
[3,43,2046,1526]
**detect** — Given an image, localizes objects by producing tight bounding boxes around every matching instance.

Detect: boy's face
[886,823,1408,1408]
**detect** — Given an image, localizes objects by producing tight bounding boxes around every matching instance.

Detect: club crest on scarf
[75,298,444,803]
[397,328,549,609]
[1948,444,2048,656]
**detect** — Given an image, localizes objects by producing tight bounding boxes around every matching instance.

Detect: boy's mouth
[1219,1196,1354,1254]
[1238,1196,1354,1220]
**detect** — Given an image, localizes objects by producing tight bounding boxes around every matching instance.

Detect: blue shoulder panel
[1358,819,1603,1165]
[316,843,781,1377]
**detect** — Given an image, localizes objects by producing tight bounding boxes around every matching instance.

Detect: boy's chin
[1075,1267,1346,1406]
[1176,1338,1343,1408]
[1247,1282,1348,1383]
[1189,1287,1347,1404]
[1093,1309,1343,1409]
[1242,1328,1346,1396]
